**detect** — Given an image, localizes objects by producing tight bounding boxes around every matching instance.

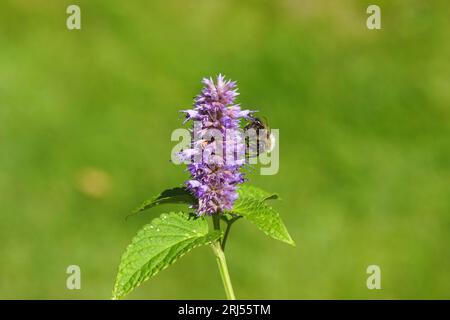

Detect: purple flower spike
[181,75,254,216]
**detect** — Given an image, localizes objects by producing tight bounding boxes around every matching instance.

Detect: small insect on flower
[244,116,275,160]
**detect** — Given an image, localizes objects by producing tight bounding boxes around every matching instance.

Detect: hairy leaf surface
[113,212,221,299]
[233,186,294,246]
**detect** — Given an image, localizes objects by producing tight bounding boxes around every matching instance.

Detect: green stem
[211,241,236,300]
[221,215,241,250]
[212,215,236,300]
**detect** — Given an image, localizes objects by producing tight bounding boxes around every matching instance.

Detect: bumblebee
[244,116,274,159]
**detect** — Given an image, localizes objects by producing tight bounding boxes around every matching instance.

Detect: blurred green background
[1,0,449,299]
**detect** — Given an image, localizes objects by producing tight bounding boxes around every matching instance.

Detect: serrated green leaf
[237,185,279,201]
[113,212,221,299]
[128,187,195,218]
[233,186,294,246]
